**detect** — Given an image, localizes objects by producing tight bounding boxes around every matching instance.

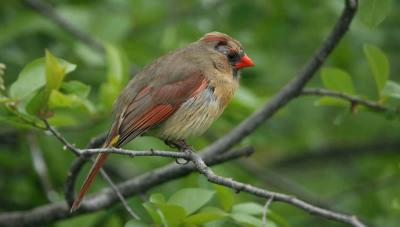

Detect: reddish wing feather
[118,104,174,145]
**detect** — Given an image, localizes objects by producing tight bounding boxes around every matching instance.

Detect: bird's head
[200,32,255,71]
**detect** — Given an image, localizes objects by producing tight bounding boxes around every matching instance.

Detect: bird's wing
[108,70,208,147]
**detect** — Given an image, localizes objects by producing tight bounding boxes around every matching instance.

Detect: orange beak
[235,54,255,70]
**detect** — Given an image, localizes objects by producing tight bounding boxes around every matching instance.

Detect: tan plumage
[70,32,254,212]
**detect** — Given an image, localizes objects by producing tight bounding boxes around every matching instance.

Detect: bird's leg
[164,139,192,165]
[164,139,193,152]
[164,140,177,149]
[174,139,193,152]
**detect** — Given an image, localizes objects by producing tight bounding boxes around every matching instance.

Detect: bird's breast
[153,84,229,139]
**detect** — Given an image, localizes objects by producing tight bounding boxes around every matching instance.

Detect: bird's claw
[175,158,190,165]
[165,139,193,165]
[165,139,192,151]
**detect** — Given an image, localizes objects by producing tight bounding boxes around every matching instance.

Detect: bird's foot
[164,139,193,152]
[164,140,176,149]
[164,139,193,165]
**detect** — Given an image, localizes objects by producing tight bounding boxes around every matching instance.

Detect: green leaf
[124,220,149,227]
[363,44,390,97]
[48,90,81,108]
[26,88,48,117]
[9,52,76,116]
[9,58,45,100]
[157,203,187,227]
[48,90,95,113]
[184,207,228,225]
[215,185,234,211]
[321,68,355,94]
[45,49,67,91]
[359,0,392,28]
[232,202,264,216]
[142,202,162,225]
[47,112,78,127]
[168,188,215,215]
[61,80,91,98]
[383,80,400,99]
[149,193,166,204]
[230,213,263,227]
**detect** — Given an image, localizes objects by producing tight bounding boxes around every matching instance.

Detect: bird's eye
[227,52,240,63]
[215,43,242,64]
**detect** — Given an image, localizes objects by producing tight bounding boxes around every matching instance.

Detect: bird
[70,31,254,212]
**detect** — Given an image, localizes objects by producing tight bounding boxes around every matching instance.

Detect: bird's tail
[70,135,120,213]
[70,153,109,212]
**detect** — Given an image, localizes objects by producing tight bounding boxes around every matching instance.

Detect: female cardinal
[71,32,254,212]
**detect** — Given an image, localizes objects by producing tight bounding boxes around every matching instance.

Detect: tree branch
[301,88,388,112]
[186,149,365,227]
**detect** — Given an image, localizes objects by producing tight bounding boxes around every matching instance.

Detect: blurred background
[0,0,399,226]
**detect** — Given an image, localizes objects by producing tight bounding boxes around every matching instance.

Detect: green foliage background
[0,0,399,226]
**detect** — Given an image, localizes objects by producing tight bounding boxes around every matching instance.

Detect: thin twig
[301,88,388,112]
[43,120,80,156]
[23,0,105,53]
[262,195,274,227]
[98,168,140,220]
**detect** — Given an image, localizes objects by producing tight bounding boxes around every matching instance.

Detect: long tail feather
[70,153,109,212]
